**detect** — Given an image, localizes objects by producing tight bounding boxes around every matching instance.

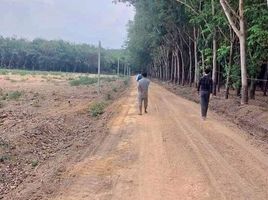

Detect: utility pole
[98,41,101,95]
[117,57,120,77]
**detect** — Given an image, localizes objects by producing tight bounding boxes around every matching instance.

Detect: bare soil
[0,73,128,199]
[1,77,268,200]
[49,80,268,200]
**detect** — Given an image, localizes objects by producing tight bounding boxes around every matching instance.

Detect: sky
[0,0,135,49]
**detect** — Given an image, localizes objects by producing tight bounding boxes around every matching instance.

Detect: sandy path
[51,80,268,200]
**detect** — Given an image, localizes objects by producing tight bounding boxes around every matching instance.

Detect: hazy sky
[0,0,135,48]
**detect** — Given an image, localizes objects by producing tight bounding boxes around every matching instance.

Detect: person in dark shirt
[198,68,213,120]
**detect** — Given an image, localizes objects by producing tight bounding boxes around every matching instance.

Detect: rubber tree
[220,0,248,104]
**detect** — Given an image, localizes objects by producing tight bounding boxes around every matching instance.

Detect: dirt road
[52,80,268,200]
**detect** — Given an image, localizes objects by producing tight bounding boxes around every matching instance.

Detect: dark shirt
[198,75,213,93]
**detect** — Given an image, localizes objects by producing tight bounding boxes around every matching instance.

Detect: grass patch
[8,91,22,100]
[104,76,117,82]
[89,101,107,117]
[0,69,9,75]
[70,76,98,86]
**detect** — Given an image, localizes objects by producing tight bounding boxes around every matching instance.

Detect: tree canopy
[0,36,124,74]
[117,0,268,103]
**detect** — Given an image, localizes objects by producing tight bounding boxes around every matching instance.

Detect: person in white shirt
[138,72,150,115]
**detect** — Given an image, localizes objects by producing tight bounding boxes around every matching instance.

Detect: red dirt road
[51,80,268,200]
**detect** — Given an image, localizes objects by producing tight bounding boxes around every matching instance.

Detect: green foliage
[119,0,267,91]
[0,37,124,74]
[31,160,39,167]
[89,101,107,117]
[70,76,98,86]
[7,91,22,100]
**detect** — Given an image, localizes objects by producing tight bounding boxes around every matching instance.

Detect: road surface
[52,80,268,200]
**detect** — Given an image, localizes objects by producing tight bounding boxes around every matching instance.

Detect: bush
[89,101,107,117]
[70,76,98,86]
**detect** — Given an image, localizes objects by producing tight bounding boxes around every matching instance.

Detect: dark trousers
[200,91,210,117]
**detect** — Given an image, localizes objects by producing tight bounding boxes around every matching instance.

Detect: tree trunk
[176,53,181,84]
[201,51,205,74]
[249,77,256,99]
[173,54,177,83]
[220,0,248,104]
[225,37,234,99]
[239,22,248,104]
[194,27,199,87]
[217,64,221,92]
[212,0,217,95]
[189,37,193,87]
[236,85,241,97]
[263,63,268,96]
[179,47,185,86]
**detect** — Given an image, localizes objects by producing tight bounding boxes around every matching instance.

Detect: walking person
[198,68,213,120]
[138,72,150,115]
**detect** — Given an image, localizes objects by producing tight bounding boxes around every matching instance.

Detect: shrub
[89,101,107,117]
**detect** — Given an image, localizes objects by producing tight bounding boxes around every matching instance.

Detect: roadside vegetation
[117,0,267,105]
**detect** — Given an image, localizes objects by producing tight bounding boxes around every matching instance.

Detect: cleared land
[1,75,268,200]
[0,70,129,199]
[51,79,267,200]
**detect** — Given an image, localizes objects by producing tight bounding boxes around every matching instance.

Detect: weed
[112,87,118,92]
[31,160,39,167]
[124,78,130,86]
[70,76,98,86]
[103,77,116,82]
[105,93,112,101]
[0,155,10,163]
[8,91,22,100]
[10,79,17,83]
[0,69,8,75]
[32,100,41,107]
[0,93,8,100]
[89,101,107,117]
[0,101,4,108]
[0,138,9,149]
